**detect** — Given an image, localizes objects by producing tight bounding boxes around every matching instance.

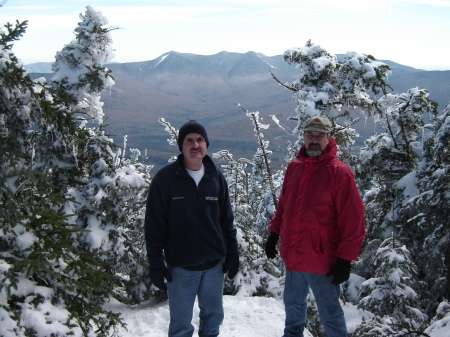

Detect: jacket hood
[298,136,337,163]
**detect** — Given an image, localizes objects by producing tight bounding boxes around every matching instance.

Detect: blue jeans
[283,271,347,337]
[167,262,224,337]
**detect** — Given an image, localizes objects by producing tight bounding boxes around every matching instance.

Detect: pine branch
[386,323,431,337]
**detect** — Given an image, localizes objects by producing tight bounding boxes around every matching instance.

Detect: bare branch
[270,69,297,92]
[239,104,278,208]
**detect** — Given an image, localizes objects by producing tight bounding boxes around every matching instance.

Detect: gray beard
[306,149,322,157]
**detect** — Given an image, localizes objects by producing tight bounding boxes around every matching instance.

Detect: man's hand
[326,258,351,285]
[264,232,280,259]
[223,253,239,279]
[149,266,172,290]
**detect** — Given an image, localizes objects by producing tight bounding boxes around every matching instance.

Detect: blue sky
[1,0,450,70]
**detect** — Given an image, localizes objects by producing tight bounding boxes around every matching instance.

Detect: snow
[342,301,370,334]
[15,231,37,250]
[85,217,109,250]
[153,53,169,68]
[394,171,419,199]
[426,301,450,337]
[312,55,333,72]
[105,295,309,337]
[21,301,72,337]
[426,317,450,337]
[97,293,381,336]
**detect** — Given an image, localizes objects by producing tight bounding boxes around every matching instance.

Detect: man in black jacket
[145,120,239,337]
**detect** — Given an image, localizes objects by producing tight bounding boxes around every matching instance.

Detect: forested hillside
[1,6,449,337]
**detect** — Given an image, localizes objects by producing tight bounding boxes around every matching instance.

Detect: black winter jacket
[144,154,237,269]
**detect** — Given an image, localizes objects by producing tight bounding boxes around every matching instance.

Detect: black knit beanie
[177,120,209,151]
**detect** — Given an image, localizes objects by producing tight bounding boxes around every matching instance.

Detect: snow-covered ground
[106,295,367,337]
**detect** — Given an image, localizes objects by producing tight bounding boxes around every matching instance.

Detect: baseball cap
[303,116,331,134]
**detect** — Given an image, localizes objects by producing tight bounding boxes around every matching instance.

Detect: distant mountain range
[26,51,450,171]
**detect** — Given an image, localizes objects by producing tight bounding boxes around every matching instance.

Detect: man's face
[182,132,207,168]
[303,131,329,157]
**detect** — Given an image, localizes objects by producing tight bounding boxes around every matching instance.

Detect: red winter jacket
[268,137,366,274]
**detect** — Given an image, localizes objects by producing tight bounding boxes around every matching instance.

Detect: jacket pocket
[311,227,324,256]
[318,226,338,255]
[296,227,324,256]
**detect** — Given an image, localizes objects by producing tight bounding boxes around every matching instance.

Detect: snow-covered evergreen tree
[116,145,154,303]
[0,19,123,336]
[360,88,437,189]
[1,6,156,336]
[357,88,438,282]
[279,40,391,165]
[356,236,427,336]
[212,149,283,298]
[50,6,153,306]
[212,150,250,208]
[51,5,115,125]
[394,102,450,319]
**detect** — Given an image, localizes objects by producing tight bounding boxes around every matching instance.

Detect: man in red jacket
[265,116,366,337]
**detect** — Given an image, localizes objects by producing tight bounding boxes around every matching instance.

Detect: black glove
[326,258,351,285]
[264,232,279,259]
[222,253,239,279]
[149,266,172,290]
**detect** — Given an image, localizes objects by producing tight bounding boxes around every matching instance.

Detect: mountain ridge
[26,51,450,171]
